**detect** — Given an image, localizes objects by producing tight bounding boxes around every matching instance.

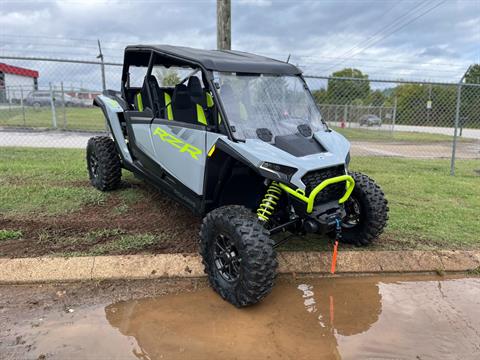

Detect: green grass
[88,234,159,255]
[281,157,480,251]
[0,229,22,241]
[0,147,107,215]
[352,157,479,248]
[332,126,471,143]
[0,107,106,131]
[1,147,479,253]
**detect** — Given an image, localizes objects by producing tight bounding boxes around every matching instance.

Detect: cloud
[0,0,478,87]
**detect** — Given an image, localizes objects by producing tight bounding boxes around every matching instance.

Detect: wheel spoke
[214,233,240,282]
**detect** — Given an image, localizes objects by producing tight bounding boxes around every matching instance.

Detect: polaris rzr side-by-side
[87,45,388,307]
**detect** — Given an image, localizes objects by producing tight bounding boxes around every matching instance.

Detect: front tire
[199,205,277,307]
[340,172,389,246]
[86,136,121,191]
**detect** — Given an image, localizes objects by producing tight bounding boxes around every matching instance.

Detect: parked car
[359,114,382,126]
[25,90,84,108]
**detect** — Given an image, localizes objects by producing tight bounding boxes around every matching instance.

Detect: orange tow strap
[330,218,341,274]
[331,240,339,274]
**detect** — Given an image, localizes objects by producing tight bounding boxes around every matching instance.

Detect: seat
[146,75,173,120]
[172,84,207,125]
[187,76,206,108]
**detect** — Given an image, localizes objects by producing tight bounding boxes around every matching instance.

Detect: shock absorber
[257,182,282,222]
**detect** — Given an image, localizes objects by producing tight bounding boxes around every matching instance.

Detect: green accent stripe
[196,104,207,125]
[136,93,143,111]
[164,92,173,120]
[206,92,214,108]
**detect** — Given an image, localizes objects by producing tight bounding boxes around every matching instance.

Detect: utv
[87,45,388,307]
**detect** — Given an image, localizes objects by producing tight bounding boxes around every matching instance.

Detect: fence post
[391,96,397,135]
[60,82,67,129]
[450,83,462,176]
[349,105,353,128]
[343,104,347,128]
[20,86,26,127]
[7,88,11,111]
[49,82,57,129]
[97,40,106,92]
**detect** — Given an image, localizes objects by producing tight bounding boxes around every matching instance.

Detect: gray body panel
[220,130,350,190]
[130,120,208,195]
[150,123,207,195]
[96,95,132,163]
[99,93,350,196]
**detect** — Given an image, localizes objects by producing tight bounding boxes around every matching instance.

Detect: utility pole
[97,39,106,92]
[217,0,231,50]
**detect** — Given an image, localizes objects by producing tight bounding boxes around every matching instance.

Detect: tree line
[311,66,480,128]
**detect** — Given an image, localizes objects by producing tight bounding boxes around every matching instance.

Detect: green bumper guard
[277,175,355,213]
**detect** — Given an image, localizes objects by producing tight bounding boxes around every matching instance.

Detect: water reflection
[105,278,383,359]
[296,280,382,336]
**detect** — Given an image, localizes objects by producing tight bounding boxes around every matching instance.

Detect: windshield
[215,72,326,141]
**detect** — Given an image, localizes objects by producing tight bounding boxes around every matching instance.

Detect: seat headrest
[187,76,203,97]
[173,84,193,109]
[147,75,159,88]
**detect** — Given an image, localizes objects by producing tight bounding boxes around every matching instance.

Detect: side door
[150,119,207,196]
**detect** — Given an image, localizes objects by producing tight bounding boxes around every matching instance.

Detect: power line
[297,60,467,73]
[328,0,432,64]
[322,0,448,72]
[0,33,127,45]
[288,54,466,68]
[0,48,123,60]
[0,38,128,51]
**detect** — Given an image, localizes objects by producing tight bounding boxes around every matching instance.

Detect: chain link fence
[304,75,480,174]
[0,56,479,173]
[0,56,121,139]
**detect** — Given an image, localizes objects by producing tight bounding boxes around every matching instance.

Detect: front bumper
[277,175,355,213]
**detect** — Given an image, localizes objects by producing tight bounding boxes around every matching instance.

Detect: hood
[222,129,350,189]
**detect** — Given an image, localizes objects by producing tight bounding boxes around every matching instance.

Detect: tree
[394,83,456,126]
[326,68,370,105]
[366,90,385,106]
[162,70,181,87]
[462,64,480,129]
[311,88,328,104]
[152,68,181,87]
[464,64,480,84]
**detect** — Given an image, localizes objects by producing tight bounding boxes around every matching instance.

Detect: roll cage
[120,46,317,142]
[121,47,235,140]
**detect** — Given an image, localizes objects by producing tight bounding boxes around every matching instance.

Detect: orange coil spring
[257,182,282,222]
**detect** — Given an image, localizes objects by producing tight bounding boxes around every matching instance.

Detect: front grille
[301,165,346,204]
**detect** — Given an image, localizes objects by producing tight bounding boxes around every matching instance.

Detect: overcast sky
[1,0,479,89]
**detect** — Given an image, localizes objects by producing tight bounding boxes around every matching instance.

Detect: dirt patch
[0,182,201,258]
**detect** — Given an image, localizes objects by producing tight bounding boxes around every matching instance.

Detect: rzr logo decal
[153,127,203,160]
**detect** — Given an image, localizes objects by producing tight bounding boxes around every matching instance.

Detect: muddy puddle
[3,275,480,359]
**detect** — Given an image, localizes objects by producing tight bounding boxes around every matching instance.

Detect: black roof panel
[125,45,301,75]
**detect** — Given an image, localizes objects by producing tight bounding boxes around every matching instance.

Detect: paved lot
[330,122,480,140]
[352,140,479,158]
[1,129,478,159]
[0,129,99,149]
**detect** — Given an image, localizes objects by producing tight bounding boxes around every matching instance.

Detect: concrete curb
[0,250,479,283]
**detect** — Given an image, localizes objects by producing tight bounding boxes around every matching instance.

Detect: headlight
[259,162,297,182]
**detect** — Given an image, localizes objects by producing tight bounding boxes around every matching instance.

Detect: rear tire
[340,172,388,246]
[199,205,277,307]
[86,136,121,191]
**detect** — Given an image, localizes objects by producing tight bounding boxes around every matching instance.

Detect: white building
[0,63,39,103]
